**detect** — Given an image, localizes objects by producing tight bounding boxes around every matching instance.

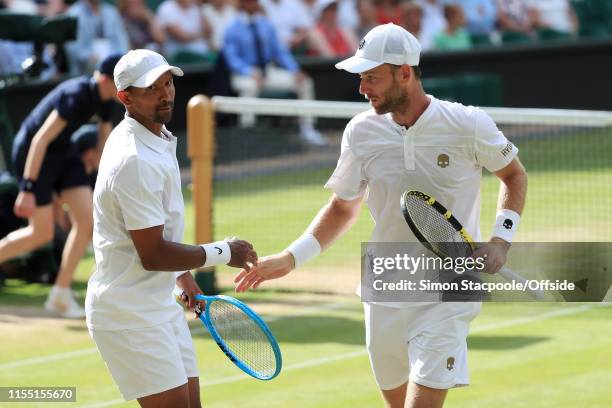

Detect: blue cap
[97,53,123,77]
[71,124,98,154]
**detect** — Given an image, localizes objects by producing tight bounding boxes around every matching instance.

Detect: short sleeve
[113,157,165,230]
[324,128,367,200]
[474,110,518,172]
[56,91,85,122]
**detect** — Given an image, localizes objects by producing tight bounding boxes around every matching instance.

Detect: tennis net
[189,97,612,293]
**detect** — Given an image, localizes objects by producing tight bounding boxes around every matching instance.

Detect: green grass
[0,300,610,407]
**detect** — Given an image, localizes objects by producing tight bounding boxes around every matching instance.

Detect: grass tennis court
[0,293,610,407]
[1,127,611,407]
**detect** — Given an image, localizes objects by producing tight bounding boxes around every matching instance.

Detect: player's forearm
[308,195,363,251]
[497,165,527,214]
[139,240,205,272]
[23,111,66,180]
[23,138,50,181]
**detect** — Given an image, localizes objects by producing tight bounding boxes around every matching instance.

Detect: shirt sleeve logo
[500,142,514,157]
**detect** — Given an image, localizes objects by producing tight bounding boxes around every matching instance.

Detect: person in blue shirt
[223,0,326,145]
[458,0,497,36]
[65,0,129,74]
[0,54,121,318]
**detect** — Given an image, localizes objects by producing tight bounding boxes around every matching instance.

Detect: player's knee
[406,381,447,408]
[31,223,54,246]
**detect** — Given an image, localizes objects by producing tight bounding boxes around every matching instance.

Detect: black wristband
[20,179,36,193]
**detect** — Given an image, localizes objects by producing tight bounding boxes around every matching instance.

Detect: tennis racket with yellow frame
[400,190,544,300]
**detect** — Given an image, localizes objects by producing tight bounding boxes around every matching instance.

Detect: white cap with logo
[114,49,184,91]
[335,23,421,74]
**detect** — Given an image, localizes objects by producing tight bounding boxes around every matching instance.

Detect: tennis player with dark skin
[88,50,257,408]
[122,73,256,408]
[235,24,527,408]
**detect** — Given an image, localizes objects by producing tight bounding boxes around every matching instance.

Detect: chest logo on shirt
[437,154,450,168]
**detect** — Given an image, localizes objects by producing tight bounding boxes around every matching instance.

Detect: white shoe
[44,286,86,319]
[300,127,327,146]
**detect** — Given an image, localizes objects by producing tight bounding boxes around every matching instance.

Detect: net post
[187,95,218,294]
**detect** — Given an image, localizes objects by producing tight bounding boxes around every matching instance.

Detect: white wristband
[492,209,521,243]
[286,233,321,269]
[200,241,231,267]
[174,270,190,279]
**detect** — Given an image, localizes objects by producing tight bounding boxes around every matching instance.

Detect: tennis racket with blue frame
[192,294,282,380]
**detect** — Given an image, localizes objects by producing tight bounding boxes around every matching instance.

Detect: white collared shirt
[325,97,518,305]
[86,115,185,330]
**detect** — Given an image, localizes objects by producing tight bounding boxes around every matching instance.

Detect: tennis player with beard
[87,50,257,407]
[234,24,527,408]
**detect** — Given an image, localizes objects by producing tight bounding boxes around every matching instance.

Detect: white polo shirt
[86,116,185,330]
[325,96,518,304]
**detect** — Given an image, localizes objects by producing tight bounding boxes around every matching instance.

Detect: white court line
[79,303,606,408]
[0,302,347,370]
[470,304,594,334]
[0,348,98,370]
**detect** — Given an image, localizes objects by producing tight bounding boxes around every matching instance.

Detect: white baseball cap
[335,23,421,73]
[114,49,184,91]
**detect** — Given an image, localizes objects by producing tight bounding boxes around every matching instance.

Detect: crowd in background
[0,0,593,77]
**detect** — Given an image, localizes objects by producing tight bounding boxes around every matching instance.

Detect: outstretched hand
[234,251,295,292]
[226,237,258,270]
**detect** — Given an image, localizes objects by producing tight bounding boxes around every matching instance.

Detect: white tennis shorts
[89,313,199,401]
[364,302,481,390]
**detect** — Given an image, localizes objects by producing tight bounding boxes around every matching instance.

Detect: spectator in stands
[337,0,360,32]
[156,0,211,61]
[356,0,378,39]
[308,0,358,57]
[434,2,473,50]
[3,0,37,13]
[117,0,166,51]
[39,0,70,17]
[0,54,121,318]
[400,0,433,51]
[416,0,446,47]
[300,0,319,25]
[223,0,326,145]
[202,0,238,51]
[260,0,311,53]
[374,0,402,24]
[528,0,578,37]
[496,0,537,39]
[458,0,497,37]
[0,42,13,75]
[64,0,129,74]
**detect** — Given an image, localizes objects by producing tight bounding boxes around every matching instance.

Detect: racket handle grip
[498,267,546,300]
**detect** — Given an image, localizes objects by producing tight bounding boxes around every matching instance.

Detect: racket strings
[403,195,472,258]
[208,301,277,377]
